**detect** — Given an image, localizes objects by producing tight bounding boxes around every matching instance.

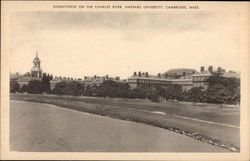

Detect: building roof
[164,68,196,75]
[128,76,192,82]
[33,52,40,62]
[50,77,84,83]
[17,76,41,82]
[192,72,212,77]
[10,73,22,80]
[84,76,104,82]
[223,72,240,78]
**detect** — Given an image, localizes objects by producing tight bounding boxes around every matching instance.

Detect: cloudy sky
[9,11,241,79]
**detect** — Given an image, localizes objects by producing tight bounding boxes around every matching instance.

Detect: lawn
[10,93,240,152]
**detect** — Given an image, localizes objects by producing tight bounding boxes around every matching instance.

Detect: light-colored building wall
[192,73,212,89]
[128,76,193,91]
[16,76,41,88]
[50,77,84,90]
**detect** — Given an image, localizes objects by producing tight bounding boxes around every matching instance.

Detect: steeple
[33,51,40,63]
[31,51,42,78]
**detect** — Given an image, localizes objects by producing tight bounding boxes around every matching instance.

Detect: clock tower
[31,52,42,78]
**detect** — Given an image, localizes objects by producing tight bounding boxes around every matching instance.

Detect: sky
[9,11,241,79]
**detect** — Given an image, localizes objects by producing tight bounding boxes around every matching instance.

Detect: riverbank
[10,93,240,152]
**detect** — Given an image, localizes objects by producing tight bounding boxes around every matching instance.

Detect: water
[10,100,228,152]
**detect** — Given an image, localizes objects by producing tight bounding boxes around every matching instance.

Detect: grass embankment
[10,93,240,152]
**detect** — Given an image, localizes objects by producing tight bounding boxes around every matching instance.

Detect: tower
[31,52,42,78]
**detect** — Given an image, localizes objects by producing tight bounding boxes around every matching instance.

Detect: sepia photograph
[1,1,250,160]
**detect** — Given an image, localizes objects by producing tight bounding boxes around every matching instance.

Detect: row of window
[128,79,172,84]
[193,76,208,81]
[193,82,207,87]
[129,77,210,85]
[173,81,192,85]
[128,79,194,85]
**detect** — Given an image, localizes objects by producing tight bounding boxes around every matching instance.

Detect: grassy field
[10,93,240,152]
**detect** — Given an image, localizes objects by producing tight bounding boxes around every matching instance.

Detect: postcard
[1,1,250,160]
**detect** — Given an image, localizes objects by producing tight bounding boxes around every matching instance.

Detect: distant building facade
[83,75,123,88]
[50,74,125,90]
[50,76,84,90]
[192,66,240,89]
[192,66,213,89]
[163,68,195,79]
[127,72,172,89]
[128,71,193,91]
[16,76,41,88]
[128,66,240,91]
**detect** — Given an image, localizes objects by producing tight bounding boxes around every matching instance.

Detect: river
[10,100,228,152]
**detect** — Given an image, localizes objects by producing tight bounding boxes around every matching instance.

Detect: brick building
[127,71,193,91]
[128,66,240,91]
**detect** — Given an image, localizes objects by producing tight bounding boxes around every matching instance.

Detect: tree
[52,81,84,96]
[10,80,20,93]
[148,86,166,102]
[27,80,44,94]
[130,85,153,99]
[20,84,29,93]
[41,73,53,93]
[95,80,131,98]
[129,85,165,102]
[186,87,204,105]
[84,85,95,96]
[130,86,147,99]
[165,84,184,101]
[53,81,67,95]
[205,75,240,106]
[65,81,84,96]
[116,83,131,98]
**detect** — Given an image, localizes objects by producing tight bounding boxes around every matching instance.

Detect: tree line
[10,73,53,94]
[10,74,240,105]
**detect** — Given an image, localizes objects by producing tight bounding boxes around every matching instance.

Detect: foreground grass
[10,93,240,152]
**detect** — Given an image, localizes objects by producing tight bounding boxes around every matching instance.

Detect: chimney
[200,66,205,73]
[145,72,149,77]
[158,73,161,78]
[208,66,213,73]
[106,75,108,79]
[94,75,96,79]
[183,72,186,76]
[134,72,137,76]
[138,71,141,77]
